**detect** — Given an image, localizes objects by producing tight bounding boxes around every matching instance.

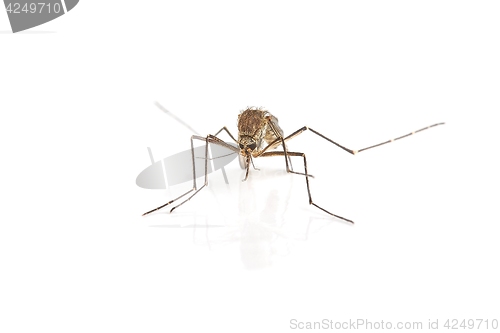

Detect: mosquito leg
[286,148,294,172]
[171,134,239,211]
[142,134,215,216]
[262,118,298,175]
[279,138,309,177]
[143,135,197,215]
[282,123,445,155]
[249,155,260,171]
[206,134,239,152]
[142,189,194,216]
[170,136,210,212]
[260,151,354,223]
[213,126,238,143]
[256,137,309,177]
[207,129,238,184]
[192,134,239,161]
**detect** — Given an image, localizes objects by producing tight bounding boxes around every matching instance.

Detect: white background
[1,1,499,332]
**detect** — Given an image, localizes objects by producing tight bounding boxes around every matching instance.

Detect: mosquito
[142,107,444,223]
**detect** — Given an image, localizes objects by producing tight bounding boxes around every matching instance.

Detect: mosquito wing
[136,143,238,189]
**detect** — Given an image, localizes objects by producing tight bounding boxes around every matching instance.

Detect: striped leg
[282,123,445,155]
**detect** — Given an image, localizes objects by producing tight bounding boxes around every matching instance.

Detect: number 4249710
[6,2,63,14]
[444,319,498,330]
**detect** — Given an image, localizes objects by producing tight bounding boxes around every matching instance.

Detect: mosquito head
[238,136,257,155]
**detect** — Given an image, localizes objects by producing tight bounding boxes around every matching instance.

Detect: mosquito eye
[248,142,257,150]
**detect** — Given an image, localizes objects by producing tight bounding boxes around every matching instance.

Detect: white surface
[1,1,499,332]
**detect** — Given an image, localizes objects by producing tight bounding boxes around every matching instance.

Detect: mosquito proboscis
[142,107,444,223]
